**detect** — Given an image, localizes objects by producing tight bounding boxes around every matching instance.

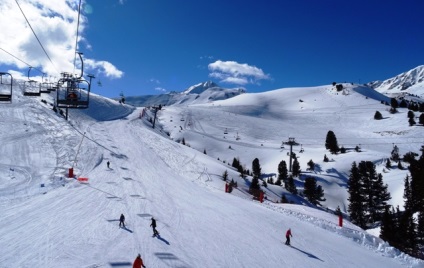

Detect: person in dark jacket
[119,214,126,228]
[133,254,146,268]
[285,228,292,245]
[150,217,159,237]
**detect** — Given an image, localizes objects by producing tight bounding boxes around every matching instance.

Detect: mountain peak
[368,65,424,97]
[183,81,219,94]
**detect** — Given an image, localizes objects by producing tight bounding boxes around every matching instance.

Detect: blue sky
[1,0,423,98]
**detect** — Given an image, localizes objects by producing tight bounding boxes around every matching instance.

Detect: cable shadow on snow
[108,261,132,267]
[290,246,324,262]
[154,252,190,268]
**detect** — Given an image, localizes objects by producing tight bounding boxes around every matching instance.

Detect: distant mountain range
[124,81,245,107]
[123,66,424,107]
[367,65,424,98]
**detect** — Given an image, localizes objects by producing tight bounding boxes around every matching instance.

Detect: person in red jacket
[285,228,293,245]
[133,254,146,268]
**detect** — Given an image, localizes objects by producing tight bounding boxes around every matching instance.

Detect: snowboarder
[150,217,159,237]
[133,254,146,268]
[119,214,126,228]
[285,228,292,245]
[107,161,110,169]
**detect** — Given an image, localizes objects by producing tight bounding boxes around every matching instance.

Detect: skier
[285,228,292,245]
[133,254,146,268]
[107,161,110,169]
[150,217,159,237]
[119,214,126,228]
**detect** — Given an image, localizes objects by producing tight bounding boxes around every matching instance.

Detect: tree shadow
[290,246,323,262]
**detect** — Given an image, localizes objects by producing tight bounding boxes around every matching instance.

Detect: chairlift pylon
[0,72,13,102]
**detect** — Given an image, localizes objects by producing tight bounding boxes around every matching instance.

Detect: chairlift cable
[0,47,43,74]
[14,0,58,73]
[73,0,83,74]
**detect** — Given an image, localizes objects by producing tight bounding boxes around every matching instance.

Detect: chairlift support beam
[283,137,299,172]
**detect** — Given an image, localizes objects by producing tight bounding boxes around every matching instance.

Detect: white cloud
[208,60,270,86]
[0,0,123,80]
[150,78,161,84]
[155,87,167,92]
[85,59,124,79]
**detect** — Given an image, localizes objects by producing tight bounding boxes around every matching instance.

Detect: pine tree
[391,145,400,161]
[390,98,399,109]
[409,147,424,213]
[348,162,366,229]
[419,113,424,125]
[374,111,383,120]
[323,154,329,162]
[316,185,326,205]
[399,210,418,255]
[222,170,228,181]
[380,206,395,243]
[325,130,339,154]
[277,160,288,187]
[249,158,261,192]
[303,175,326,206]
[307,159,315,171]
[252,158,261,179]
[358,161,374,224]
[250,177,260,191]
[403,175,413,211]
[287,175,297,194]
[303,176,317,204]
[408,117,416,126]
[292,157,301,177]
[417,212,424,246]
[386,158,391,169]
[373,173,391,220]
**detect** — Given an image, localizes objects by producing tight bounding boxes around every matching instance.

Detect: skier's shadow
[290,246,323,262]
[156,235,170,245]
[121,226,133,233]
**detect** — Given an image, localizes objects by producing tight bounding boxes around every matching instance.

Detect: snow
[0,82,423,268]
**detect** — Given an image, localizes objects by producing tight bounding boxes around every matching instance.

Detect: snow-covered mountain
[368,65,424,98]
[124,81,245,106]
[0,72,423,267]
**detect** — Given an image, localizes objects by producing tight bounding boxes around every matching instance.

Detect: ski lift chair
[23,80,41,96]
[0,72,13,102]
[56,77,90,109]
[40,82,52,94]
